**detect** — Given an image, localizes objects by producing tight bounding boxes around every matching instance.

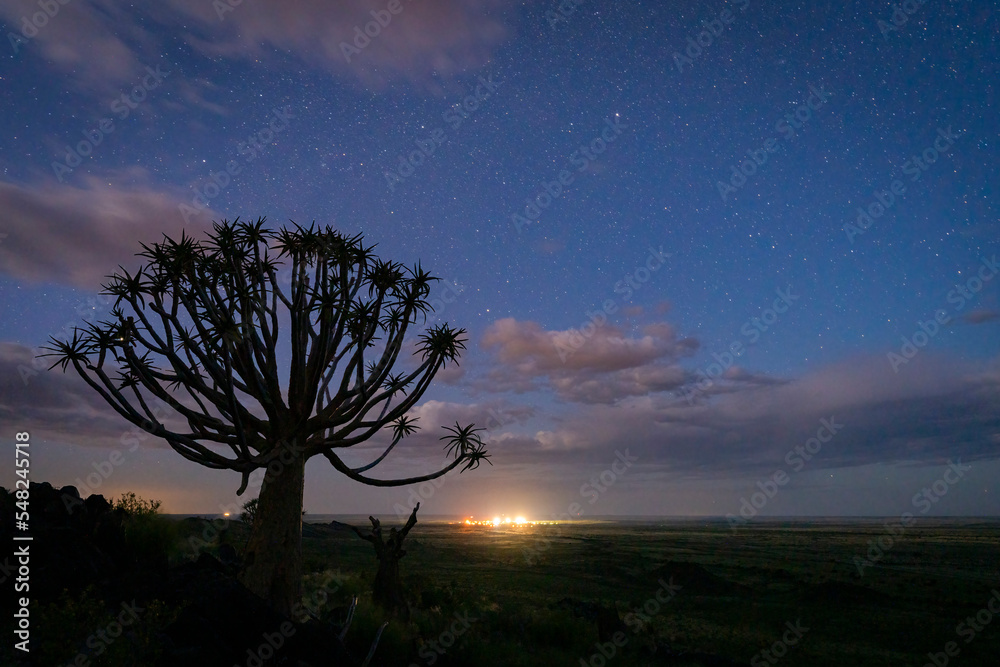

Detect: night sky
[1,0,998,519]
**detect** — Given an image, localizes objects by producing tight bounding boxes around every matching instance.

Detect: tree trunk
[338,504,418,619]
[373,551,408,618]
[239,449,305,617]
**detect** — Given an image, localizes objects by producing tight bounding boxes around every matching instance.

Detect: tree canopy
[42,218,491,492]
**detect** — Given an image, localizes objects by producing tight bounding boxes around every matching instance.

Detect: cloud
[3,1,516,93]
[0,342,143,449]
[433,362,467,385]
[719,366,787,385]
[481,318,696,374]
[964,309,999,325]
[165,77,231,117]
[486,353,1000,474]
[168,0,513,91]
[0,173,214,288]
[478,317,698,403]
[549,364,687,404]
[0,0,160,94]
[671,365,792,404]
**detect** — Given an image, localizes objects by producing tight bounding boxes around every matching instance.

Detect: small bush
[113,491,161,517]
[113,492,176,567]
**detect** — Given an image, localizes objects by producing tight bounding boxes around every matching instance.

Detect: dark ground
[301,516,1000,665]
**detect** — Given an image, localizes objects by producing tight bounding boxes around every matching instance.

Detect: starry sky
[1,0,998,519]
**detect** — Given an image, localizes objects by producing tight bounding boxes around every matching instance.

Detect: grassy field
[182,517,1000,666]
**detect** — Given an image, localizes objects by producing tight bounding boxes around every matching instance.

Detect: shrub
[113,491,161,518]
[112,492,176,567]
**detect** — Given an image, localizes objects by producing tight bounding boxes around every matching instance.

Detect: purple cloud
[0,173,214,288]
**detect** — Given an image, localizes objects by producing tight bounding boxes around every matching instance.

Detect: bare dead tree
[338,501,425,617]
[42,219,490,615]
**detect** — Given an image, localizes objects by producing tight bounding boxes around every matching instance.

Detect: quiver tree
[42,219,491,616]
[339,502,422,617]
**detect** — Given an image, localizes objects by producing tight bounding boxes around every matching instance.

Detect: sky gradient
[1,0,998,519]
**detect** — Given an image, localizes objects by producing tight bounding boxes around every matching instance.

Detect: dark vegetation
[4,482,1000,666]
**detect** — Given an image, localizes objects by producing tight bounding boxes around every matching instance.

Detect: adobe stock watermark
[554,245,672,362]
[717,84,831,203]
[844,126,959,243]
[673,0,751,73]
[622,577,681,633]
[877,0,930,40]
[410,610,477,666]
[384,74,500,192]
[240,621,295,667]
[179,106,294,222]
[62,600,145,665]
[7,0,73,54]
[750,619,809,666]
[580,449,638,504]
[421,278,466,328]
[340,0,414,63]
[511,114,628,233]
[238,571,346,666]
[212,0,247,21]
[854,460,971,576]
[545,0,586,28]
[921,589,1000,667]
[679,286,799,405]
[51,63,171,182]
[579,577,681,666]
[523,449,637,565]
[727,417,844,530]
[887,255,997,373]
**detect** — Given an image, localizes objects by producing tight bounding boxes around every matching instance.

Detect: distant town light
[459,515,536,528]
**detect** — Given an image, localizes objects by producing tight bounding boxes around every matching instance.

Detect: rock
[1,482,363,666]
[218,542,239,566]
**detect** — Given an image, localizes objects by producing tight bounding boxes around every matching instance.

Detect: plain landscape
[298,516,1000,666]
[9,486,998,666]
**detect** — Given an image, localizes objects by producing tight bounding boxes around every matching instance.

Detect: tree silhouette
[337,501,423,618]
[42,219,490,615]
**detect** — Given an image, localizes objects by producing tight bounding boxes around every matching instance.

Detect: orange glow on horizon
[458,514,537,528]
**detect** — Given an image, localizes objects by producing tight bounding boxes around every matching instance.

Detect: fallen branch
[361,621,389,667]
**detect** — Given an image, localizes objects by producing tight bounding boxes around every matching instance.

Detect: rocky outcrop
[1,482,360,666]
